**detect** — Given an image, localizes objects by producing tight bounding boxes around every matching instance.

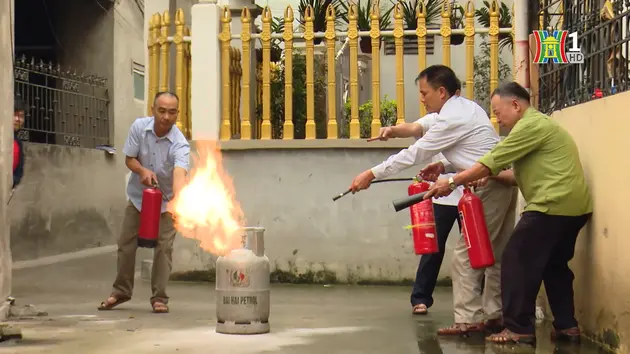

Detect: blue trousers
[410,203,461,308]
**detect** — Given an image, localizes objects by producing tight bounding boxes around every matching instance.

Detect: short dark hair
[14,98,27,113]
[491,82,530,102]
[415,65,461,96]
[153,91,179,105]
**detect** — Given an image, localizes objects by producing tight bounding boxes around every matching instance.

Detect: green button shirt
[477,107,593,216]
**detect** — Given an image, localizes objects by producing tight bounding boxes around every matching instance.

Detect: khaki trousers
[451,180,518,323]
[111,201,177,304]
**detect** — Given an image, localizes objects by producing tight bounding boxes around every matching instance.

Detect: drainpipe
[514,0,529,90]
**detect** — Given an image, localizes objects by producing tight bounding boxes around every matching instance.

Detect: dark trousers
[501,211,592,334]
[410,203,461,307]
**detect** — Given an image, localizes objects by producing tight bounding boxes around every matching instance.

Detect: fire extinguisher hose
[332,177,417,202]
[392,191,429,212]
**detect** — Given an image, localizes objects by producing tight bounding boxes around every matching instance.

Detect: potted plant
[339,0,395,54]
[398,0,441,30]
[397,0,441,45]
[254,16,285,63]
[475,0,513,52]
[297,0,344,45]
[449,1,465,45]
[270,16,285,62]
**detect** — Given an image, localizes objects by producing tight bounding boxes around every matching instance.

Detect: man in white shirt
[369,106,464,315]
[350,65,517,336]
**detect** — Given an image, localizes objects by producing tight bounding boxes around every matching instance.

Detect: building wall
[0,0,15,308]
[54,0,114,83]
[9,0,145,261]
[551,91,630,351]
[171,140,461,284]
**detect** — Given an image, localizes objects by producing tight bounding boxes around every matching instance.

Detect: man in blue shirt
[98,92,190,314]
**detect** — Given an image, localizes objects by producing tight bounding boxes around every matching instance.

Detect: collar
[523,106,537,118]
[438,95,460,113]
[145,117,176,142]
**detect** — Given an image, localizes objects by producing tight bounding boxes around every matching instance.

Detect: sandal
[486,328,536,345]
[551,327,581,343]
[484,318,505,334]
[437,323,485,336]
[97,294,131,311]
[412,304,428,315]
[152,301,169,314]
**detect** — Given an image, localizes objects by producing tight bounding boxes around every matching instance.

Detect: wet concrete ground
[0,252,613,353]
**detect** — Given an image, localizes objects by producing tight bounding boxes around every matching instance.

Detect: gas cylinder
[138,187,162,248]
[216,227,270,335]
[407,180,439,255]
[458,187,494,269]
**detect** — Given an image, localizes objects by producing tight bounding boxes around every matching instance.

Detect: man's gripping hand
[418,161,445,182]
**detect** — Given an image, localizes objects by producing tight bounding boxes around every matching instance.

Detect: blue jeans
[410,203,461,308]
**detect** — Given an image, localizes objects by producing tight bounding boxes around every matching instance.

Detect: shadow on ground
[0,252,614,353]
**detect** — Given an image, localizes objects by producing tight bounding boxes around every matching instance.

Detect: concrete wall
[9,144,123,261]
[551,91,630,351]
[113,0,147,143]
[0,0,15,308]
[171,140,461,284]
[9,0,144,261]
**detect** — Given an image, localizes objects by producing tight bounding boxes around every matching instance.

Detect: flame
[169,140,245,256]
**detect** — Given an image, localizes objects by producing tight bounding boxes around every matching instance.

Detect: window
[384,35,436,56]
[132,62,145,101]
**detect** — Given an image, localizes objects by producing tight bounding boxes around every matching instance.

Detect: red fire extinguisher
[407,180,439,255]
[458,187,494,269]
[138,184,163,248]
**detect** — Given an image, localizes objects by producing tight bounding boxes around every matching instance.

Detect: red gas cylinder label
[459,210,472,249]
[410,201,435,230]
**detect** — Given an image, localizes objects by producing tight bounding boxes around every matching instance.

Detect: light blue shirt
[123,117,190,213]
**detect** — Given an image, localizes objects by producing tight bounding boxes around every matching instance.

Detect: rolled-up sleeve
[172,140,191,171]
[478,118,546,175]
[123,120,142,158]
[371,119,462,179]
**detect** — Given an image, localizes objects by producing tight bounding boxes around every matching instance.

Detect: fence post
[191,0,222,140]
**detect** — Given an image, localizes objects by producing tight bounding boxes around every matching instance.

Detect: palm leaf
[474,0,513,52]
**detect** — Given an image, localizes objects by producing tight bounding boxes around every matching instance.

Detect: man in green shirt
[424,82,593,345]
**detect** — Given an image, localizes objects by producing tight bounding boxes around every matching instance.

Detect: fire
[169,140,245,256]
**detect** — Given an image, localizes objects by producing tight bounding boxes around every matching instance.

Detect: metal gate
[13,55,110,149]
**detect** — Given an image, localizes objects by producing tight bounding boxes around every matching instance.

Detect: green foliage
[473,35,512,113]
[449,1,465,29]
[475,0,513,52]
[297,0,345,32]
[338,0,394,30]
[257,53,328,139]
[340,95,397,138]
[397,0,442,29]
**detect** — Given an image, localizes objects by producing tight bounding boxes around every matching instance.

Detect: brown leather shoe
[551,327,581,343]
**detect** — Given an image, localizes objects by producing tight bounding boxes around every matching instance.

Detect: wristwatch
[448,177,457,191]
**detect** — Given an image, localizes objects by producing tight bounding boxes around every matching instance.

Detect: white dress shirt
[413,114,463,207]
[371,96,500,204]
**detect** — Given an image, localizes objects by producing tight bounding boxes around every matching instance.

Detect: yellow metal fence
[148,1,515,141]
[219,0,513,140]
[147,9,193,139]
